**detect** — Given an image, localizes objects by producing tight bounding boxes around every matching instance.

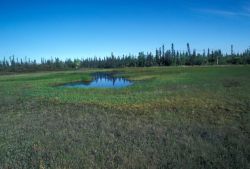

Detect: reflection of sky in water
[63,73,133,88]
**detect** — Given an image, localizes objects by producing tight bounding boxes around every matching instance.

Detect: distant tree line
[1,44,250,72]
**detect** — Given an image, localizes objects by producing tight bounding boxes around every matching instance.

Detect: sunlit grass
[0,66,249,168]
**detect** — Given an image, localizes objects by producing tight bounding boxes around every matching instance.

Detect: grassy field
[0,66,250,169]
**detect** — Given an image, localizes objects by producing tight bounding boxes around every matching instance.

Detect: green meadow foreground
[0,66,249,169]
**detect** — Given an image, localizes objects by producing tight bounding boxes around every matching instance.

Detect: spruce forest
[1,44,250,72]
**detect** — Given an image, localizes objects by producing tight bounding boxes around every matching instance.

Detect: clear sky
[0,0,250,60]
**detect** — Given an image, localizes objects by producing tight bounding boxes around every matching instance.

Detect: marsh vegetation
[0,66,249,168]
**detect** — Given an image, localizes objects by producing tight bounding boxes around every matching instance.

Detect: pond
[61,72,133,88]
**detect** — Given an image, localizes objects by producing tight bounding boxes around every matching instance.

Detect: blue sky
[0,0,250,60]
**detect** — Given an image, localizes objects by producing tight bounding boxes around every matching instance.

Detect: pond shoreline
[57,72,133,89]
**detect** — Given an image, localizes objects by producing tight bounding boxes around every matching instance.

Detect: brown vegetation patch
[222,79,241,88]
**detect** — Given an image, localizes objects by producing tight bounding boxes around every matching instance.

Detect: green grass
[0,66,250,169]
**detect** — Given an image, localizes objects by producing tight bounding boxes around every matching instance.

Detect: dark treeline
[1,44,250,72]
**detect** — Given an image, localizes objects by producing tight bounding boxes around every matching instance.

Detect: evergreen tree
[187,43,191,57]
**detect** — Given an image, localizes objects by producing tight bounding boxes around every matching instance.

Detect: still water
[62,72,133,88]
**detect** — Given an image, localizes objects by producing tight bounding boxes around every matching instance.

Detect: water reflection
[62,72,133,88]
